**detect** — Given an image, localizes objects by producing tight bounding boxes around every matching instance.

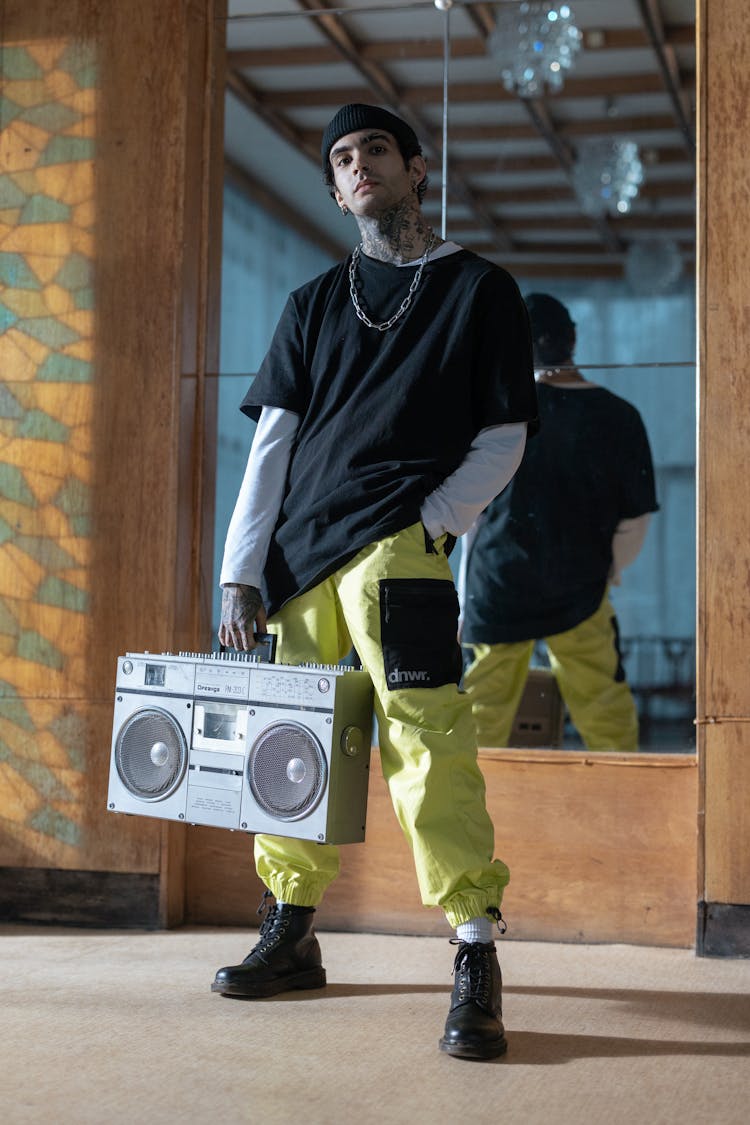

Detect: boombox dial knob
[341,725,363,758]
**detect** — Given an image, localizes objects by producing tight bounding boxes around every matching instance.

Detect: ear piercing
[341,205,349,216]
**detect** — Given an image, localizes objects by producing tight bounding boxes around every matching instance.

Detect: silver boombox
[107,645,374,844]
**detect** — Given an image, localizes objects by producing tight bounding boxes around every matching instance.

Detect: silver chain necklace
[348,232,436,332]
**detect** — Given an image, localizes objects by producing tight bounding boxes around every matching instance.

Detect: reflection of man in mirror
[460,292,659,752]
[213,103,539,1060]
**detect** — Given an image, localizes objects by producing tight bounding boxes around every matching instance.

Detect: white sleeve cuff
[420,422,527,540]
[609,512,652,584]
[456,519,482,622]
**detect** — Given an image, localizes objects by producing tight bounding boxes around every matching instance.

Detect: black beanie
[524,292,575,342]
[321,103,421,174]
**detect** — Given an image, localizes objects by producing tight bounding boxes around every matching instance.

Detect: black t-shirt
[462,383,659,644]
[241,248,538,616]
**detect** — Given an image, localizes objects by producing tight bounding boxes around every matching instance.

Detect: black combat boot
[211,892,326,998]
[439,941,507,1059]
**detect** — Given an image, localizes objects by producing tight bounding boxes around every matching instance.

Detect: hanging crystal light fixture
[625,238,683,295]
[488,3,582,98]
[571,138,644,216]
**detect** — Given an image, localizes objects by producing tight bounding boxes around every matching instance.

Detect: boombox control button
[318,678,330,694]
[341,725,364,758]
[122,660,133,675]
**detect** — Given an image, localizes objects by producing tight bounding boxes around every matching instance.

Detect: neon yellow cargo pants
[255,521,509,928]
[462,592,638,751]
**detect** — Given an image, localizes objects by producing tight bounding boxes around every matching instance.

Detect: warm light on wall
[0,39,95,860]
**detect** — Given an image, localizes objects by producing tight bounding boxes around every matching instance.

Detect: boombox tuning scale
[107,646,374,844]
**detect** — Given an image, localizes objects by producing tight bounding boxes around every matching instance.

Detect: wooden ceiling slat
[259,72,685,109]
[298,114,684,149]
[459,147,691,174]
[469,259,693,278]
[476,178,694,205]
[563,114,691,137]
[471,239,696,256]
[585,25,695,50]
[476,259,627,278]
[447,214,695,233]
[224,157,348,260]
[226,24,694,70]
[226,68,321,165]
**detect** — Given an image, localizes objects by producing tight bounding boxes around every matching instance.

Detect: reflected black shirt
[462,383,659,644]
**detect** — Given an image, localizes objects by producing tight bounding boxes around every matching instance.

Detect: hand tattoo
[219,584,266,651]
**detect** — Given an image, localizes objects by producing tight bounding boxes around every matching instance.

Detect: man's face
[330,129,425,216]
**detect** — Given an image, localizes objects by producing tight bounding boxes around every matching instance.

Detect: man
[461,292,658,751]
[212,103,538,1061]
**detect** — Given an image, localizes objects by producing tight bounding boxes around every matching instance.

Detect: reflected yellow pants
[255,522,510,928]
[463,593,638,751]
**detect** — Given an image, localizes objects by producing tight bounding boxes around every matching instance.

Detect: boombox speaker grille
[115,707,188,801]
[248,721,327,821]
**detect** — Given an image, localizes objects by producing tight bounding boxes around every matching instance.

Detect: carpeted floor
[2,926,750,1124]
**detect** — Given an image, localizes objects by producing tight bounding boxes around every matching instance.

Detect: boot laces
[450,941,493,1007]
[252,890,290,955]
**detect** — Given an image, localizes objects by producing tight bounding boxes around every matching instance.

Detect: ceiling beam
[226,24,694,69]
[447,214,695,234]
[475,178,694,205]
[254,72,690,109]
[225,68,321,165]
[455,146,692,175]
[460,237,695,256]
[299,114,689,149]
[462,0,495,38]
[634,0,696,154]
[564,114,695,139]
[224,157,350,261]
[582,24,694,51]
[474,260,694,279]
[481,260,627,279]
[520,95,622,255]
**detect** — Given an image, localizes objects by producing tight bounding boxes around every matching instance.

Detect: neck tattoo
[348,231,436,332]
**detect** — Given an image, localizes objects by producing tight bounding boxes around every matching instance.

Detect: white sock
[456,916,494,944]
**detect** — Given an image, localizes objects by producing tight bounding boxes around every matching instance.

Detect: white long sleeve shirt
[220,406,527,588]
[220,406,297,588]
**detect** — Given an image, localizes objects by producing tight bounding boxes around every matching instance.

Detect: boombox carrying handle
[218,633,277,664]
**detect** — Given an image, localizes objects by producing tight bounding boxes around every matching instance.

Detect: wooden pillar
[0,0,225,926]
[696,0,750,954]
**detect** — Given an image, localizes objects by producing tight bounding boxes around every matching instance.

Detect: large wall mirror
[213,0,696,756]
